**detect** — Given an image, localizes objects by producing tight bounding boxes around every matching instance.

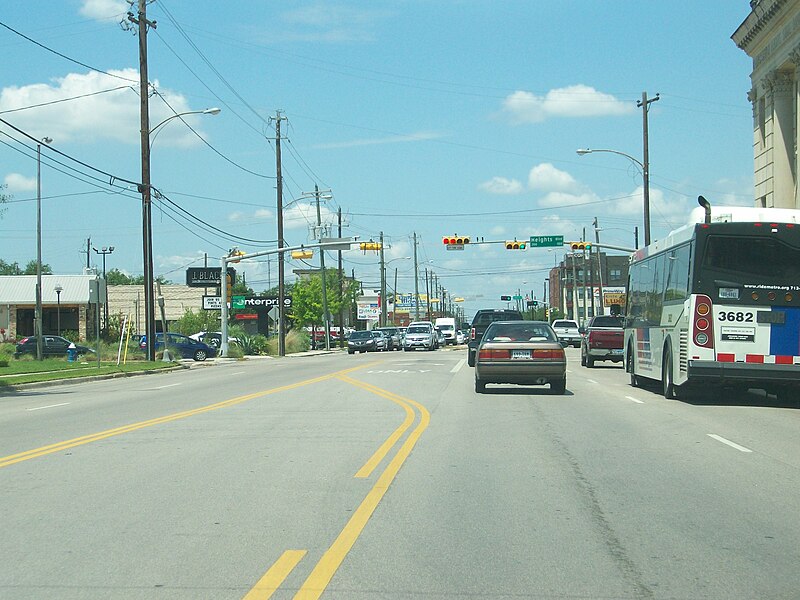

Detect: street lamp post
[139,107,221,360]
[576,147,650,246]
[54,284,62,336]
[93,246,114,333]
[35,136,53,360]
[382,256,411,326]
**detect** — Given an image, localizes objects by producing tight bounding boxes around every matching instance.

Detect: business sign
[234,313,258,320]
[186,267,236,287]
[202,295,292,311]
[357,301,380,320]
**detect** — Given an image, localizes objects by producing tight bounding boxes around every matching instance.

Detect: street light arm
[576,148,644,170]
[149,108,221,145]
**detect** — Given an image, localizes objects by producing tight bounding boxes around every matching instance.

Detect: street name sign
[528,235,564,248]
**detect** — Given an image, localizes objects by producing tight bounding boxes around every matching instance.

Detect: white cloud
[79,0,129,21]
[478,177,523,195]
[228,208,274,222]
[275,5,391,43]
[283,203,336,231]
[528,163,582,193]
[0,69,212,147]
[4,173,36,192]
[537,191,600,209]
[501,85,635,124]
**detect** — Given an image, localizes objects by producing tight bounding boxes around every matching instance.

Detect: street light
[576,147,651,246]
[139,107,221,360]
[35,136,53,361]
[93,246,114,333]
[54,284,62,336]
[384,256,411,325]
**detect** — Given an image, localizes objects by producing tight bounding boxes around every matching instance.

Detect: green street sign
[232,295,246,309]
[529,235,564,248]
[512,295,523,300]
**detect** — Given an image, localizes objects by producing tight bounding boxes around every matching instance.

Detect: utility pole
[379,231,386,326]
[130,0,156,360]
[593,217,604,316]
[274,110,287,356]
[638,91,659,247]
[425,268,431,321]
[315,184,330,350]
[337,207,344,347]
[413,232,420,320]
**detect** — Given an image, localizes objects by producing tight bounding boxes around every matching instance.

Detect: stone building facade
[733,0,800,208]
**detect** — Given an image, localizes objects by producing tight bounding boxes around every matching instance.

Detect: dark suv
[467,309,524,366]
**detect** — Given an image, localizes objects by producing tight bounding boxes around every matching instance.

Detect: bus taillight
[693,294,714,349]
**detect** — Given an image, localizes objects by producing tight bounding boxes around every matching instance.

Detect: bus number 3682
[717,311,754,322]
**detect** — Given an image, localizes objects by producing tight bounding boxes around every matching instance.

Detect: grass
[0,346,178,388]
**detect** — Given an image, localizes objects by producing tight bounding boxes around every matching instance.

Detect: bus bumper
[687,360,800,384]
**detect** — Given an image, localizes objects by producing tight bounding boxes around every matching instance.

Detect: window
[610,268,622,280]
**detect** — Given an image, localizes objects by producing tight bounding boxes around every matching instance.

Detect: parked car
[474,321,567,394]
[370,330,389,351]
[374,327,402,351]
[139,333,217,361]
[347,330,376,353]
[189,331,238,349]
[14,335,93,359]
[579,315,625,367]
[403,323,436,351]
[468,309,524,366]
[551,319,581,347]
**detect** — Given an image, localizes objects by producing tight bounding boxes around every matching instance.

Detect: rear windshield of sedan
[483,323,557,343]
[349,331,373,340]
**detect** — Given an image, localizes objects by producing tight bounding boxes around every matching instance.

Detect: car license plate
[611,348,623,355]
[511,350,531,360]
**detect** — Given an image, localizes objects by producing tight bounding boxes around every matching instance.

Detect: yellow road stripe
[0,364,375,470]
[243,550,307,600]
[343,375,415,479]
[293,380,430,600]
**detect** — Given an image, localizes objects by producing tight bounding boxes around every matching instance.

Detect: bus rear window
[702,235,800,280]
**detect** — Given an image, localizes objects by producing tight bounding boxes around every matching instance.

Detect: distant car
[551,319,581,347]
[433,326,445,349]
[474,321,567,394]
[468,309,524,366]
[14,335,93,358]
[403,323,436,351]
[456,330,466,345]
[579,315,625,367]
[189,331,238,349]
[374,327,402,351]
[370,330,389,351]
[347,330,377,353]
[139,333,217,361]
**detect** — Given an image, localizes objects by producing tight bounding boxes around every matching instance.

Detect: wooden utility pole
[638,91,659,247]
[315,185,330,350]
[274,111,287,356]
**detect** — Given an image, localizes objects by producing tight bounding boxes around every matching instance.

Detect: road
[1,347,799,599]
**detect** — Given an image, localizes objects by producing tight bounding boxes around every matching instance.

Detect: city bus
[624,200,800,401]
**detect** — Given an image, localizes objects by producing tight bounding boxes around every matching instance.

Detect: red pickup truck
[579,315,624,368]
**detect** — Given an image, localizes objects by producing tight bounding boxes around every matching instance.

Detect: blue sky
[0,1,755,321]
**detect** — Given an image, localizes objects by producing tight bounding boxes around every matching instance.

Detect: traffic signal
[545,307,550,320]
[291,249,313,259]
[500,295,512,301]
[442,235,470,245]
[569,241,592,251]
[227,248,247,263]
[505,240,526,250]
[359,241,382,251]
[226,273,233,299]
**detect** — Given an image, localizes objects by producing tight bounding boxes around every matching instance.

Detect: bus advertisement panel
[624,205,800,401]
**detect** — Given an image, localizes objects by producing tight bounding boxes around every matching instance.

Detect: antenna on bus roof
[698,196,712,224]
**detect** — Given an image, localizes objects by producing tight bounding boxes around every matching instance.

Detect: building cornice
[732,0,791,52]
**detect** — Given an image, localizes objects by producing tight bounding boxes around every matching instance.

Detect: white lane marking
[586,378,598,384]
[27,402,71,412]
[450,359,465,373]
[707,434,753,453]
[230,371,246,375]
[624,396,645,404]
[154,383,182,389]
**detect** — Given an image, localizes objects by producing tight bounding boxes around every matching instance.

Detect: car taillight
[470,327,476,340]
[532,348,566,360]
[478,348,510,360]
[20,337,30,344]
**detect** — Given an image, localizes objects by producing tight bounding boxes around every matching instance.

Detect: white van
[434,317,457,345]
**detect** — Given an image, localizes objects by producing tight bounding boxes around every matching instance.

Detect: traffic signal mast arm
[219,238,359,356]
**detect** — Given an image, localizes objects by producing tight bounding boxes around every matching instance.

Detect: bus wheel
[662,347,679,399]
[627,348,640,388]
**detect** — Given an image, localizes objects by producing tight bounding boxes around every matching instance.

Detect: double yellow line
[245,375,430,600]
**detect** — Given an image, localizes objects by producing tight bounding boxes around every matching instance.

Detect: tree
[289,268,359,329]
[24,260,52,275]
[0,183,9,219]
[0,260,22,275]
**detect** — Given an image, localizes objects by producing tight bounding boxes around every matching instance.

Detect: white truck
[434,317,457,345]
